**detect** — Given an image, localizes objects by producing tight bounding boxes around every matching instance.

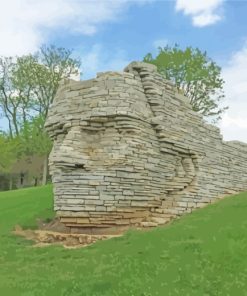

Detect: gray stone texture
[45,61,247,233]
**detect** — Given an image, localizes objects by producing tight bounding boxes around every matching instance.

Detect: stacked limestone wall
[45,61,247,234]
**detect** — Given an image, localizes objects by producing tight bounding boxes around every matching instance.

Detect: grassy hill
[1,185,247,296]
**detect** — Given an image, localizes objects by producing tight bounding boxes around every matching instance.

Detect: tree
[18,115,52,185]
[0,45,81,186]
[0,57,23,137]
[0,131,20,190]
[0,130,20,175]
[10,45,81,185]
[13,45,81,119]
[143,45,228,122]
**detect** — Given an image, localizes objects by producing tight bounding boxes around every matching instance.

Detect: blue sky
[0,0,247,142]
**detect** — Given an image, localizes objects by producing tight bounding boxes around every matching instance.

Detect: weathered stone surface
[45,61,247,232]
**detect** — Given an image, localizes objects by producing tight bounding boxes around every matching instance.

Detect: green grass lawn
[1,185,247,296]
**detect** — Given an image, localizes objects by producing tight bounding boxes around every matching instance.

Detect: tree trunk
[7,118,13,139]
[42,154,48,186]
[9,175,13,191]
[12,113,19,136]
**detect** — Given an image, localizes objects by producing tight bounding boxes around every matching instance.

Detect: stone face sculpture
[45,61,247,234]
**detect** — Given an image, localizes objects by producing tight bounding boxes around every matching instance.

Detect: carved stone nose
[51,144,88,169]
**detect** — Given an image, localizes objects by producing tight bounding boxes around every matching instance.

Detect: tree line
[0,45,81,184]
[0,44,227,187]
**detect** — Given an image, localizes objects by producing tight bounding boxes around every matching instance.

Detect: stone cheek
[45,62,247,233]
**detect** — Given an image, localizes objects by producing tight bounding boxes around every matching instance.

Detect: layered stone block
[45,61,247,234]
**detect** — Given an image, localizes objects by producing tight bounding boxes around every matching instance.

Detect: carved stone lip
[54,162,85,169]
[74,164,85,169]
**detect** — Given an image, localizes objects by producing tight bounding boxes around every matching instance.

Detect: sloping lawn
[1,185,247,296]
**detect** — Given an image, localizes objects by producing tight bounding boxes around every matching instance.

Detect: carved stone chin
[45,61,247,234]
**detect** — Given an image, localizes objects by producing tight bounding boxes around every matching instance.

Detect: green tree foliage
[0,131,20,172]
[18,115,52,157]
[17,115,53,185]
[143,45,228,122]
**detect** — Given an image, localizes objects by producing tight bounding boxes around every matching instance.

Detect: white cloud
[218,42,247,143]
[0,0,151,56]
[221,114,247,129]
[79,44,131,80]
[175,0,224,27]
[192,12,221,27]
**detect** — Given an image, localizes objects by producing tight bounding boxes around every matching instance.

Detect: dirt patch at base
[13,224,122,249]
